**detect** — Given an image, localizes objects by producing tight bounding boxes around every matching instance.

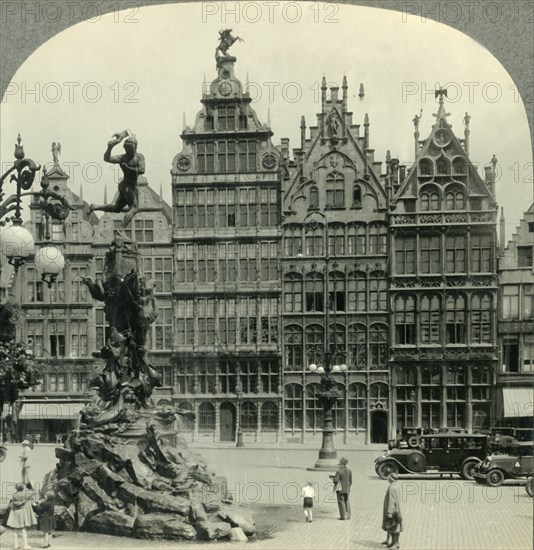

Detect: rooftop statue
[215,29,243,61]
[89,130,145,228]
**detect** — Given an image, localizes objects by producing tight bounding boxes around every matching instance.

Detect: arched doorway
[220,402,236,442]
[370,409,388,443]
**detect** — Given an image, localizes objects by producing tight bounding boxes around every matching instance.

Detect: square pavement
[0,444,531,549]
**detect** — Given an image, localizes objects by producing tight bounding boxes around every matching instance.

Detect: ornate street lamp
[0,136,71,284]
[303,210,347,470]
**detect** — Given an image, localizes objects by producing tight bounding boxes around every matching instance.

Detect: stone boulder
[134,514,197,540]
[86,510,135,537]
[195,519,232,541]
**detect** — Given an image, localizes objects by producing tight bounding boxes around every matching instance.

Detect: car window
[448,438,461,449]
[430,437,445,450]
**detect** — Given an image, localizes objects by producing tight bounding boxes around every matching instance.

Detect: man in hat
[382,472,403,549]
[19,440,32,485]
[332,456,352,520]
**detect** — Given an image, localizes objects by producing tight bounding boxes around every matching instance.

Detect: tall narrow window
[421,366,441,429]
[395,295,415,345]
[445,295,465,344]
[420,295,440,344]
[471,234,493,272]
[347,272,366,311]
[352,185,362,207]
[471,294,492,344]
[305,324,324,366]
[369,325,388,369]
[285,325,303,371]
[395,235,415,274]
[328,272,345,311]
[502,285,519,319]
[369,274,387,311]
[348,383,367,429]
[445,235,466,273]
[348,323,367,369]
[305,273,324,312]
[284,384,303,430]
[309,186,319,209]
[326,172,345,208]
[420,235,441,273]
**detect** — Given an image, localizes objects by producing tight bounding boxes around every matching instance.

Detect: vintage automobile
[0,444,6,462]
[526,476,533,497]
[473,441,533,487]
[375,433,489,480]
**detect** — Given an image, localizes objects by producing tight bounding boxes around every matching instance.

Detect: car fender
[377,456,410,473]
[461,456,482,468]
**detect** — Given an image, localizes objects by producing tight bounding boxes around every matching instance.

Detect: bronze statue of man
[89,130,145,228]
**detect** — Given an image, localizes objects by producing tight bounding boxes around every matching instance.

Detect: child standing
[7,482,37,550]
[301,480,315,523]
[34,490,56,548]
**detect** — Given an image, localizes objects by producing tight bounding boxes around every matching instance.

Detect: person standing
[6,482,37,549]
[332,457,352,520]
[301,481,315,523]
[382,473,403,549]
[20,440,32,485]
[34,489,56,548]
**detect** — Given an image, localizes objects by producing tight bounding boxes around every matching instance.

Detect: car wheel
[486,469,505,487]
[407,436,420,448]
[377,461,398,480]
[406,452,425,472]
[461,460,480,481]
[525,476,533,498]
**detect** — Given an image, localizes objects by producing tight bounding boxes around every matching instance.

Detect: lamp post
[303,211,347,470]
[0,136,71,286]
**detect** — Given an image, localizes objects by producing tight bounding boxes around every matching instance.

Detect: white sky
[1,2,532,240]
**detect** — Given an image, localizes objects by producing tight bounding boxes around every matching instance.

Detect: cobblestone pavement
[0,445,532,549]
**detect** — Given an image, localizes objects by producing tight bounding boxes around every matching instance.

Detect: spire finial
[267,107,271,126]
[182,111,187,130]
[103,185,108,204]
[79,183,83,201]
[359,83,365,99]
[433,87,450,119]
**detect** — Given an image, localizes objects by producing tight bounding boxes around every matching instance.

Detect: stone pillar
[466,367,473,432]
[193,400,199,443]
[257,402,262,443]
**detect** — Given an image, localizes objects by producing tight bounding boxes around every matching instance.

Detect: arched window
[328,271,346,312]
[445,191,465,210]
[445,295,465,344]
[347,271,366,312]
[177,401,194,430]
[309,185,319,209]
[369,324,388,369]
[452,157,465,174]
[352,184,362,207]
[285,324,303,371]
[305,272,324,312]
[348,383,367,429]
[329,323,346,357]
[283,225,303,256]
[348,323,367,369]
[284,273,303,313]
[240,402,257,430]
[420,190,440,211]
[261,401,279,431]
[305,224,324,256]
[284,384,303,430]
[305,324,324,364]
[436,156,450,175]
[419,158,433,176]
[328,224,345,256]
[471,294,492,343]
[369,382,389,409]
[420,295,441,344]
[306,383,323,430]
[395,295,416,344]
[326,172,345,208]
[198,402,215,430]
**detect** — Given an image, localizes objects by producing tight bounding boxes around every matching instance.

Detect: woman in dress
[7,482,37,549]
[34,489,56,548]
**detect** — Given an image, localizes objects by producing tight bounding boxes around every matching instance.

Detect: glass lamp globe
[316,366,325,374]
[35,245,65,286]
[0,221,35,268]
[309,363,318,372]
[331,365,341,373]
[339,364,348,372]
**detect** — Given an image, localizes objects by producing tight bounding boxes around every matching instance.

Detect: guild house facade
[10,48,531,446]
